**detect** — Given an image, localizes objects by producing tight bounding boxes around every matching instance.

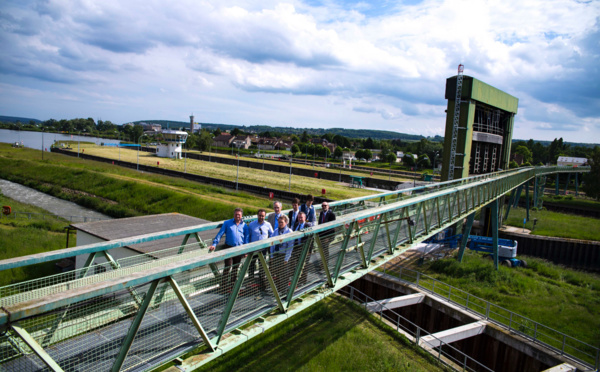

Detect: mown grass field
[505,206,600,241]
[0,144,279,221]
[0,192,74,286]
[77,145,379,200]
[190,296,446,372]
[405,252,600,351]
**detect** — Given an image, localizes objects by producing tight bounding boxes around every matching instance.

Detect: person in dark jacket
[317,202,336,266]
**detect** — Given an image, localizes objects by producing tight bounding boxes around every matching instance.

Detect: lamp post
[235,142,242,191]
[289,154,293,191]
[137,134,145,171]
[433,152,439,181]
[78,131,80,158]
[41,126,44,160]
[305,143,308,165]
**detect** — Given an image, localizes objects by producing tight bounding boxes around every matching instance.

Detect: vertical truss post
[216,256,253,344]
[111,279,161,372]
[178,232,205,254]
[564,173,571,195]
[504,189,515,221]
[436,197,442,228]
[103,251,144,307]
[457,213,475,263]
[12,324,64,372]
[378,196,386,206]
[258,252,285,312]
[533,176,538,208]
[286,237,314,308]
[314,234,334,287]
[555,174,559,195]
[491,199,499,270]
[332,221,355,283]
[167,277,215,352]
[526,180,530,221]
[355,222,367,269]
[78,252,98,279]
[367,214,383,262]
[422,201,430,235]
[390,209,405,252]
[513,185,523,207]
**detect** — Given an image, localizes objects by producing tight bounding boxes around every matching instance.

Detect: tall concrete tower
[189,115,195,132]
[441,76,519,181]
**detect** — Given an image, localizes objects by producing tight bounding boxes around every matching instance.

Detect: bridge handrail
[1,165,586,272]
[0,166,548,324]
[383,265,600,370]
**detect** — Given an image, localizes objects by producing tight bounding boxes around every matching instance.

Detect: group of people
[208,194,336,293]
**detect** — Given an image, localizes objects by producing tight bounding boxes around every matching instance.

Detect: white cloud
[0,0,598,143]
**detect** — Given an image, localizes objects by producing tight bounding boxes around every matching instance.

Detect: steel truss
[0,166,590,372]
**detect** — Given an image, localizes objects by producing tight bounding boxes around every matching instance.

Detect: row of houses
[212,134,296,151]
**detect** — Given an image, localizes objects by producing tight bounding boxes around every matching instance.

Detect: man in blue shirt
[247,209,273,289]
[209,208,250,291]
[300,194,316,224]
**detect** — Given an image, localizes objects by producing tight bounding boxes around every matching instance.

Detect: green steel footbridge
[0,166,592,372]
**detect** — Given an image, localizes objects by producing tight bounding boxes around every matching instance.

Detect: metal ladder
[447,64,465,180]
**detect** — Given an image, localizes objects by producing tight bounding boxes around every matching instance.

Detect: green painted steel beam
[457,213,475,263]
[167,277,215,352]
[216,255,253,344]
[314,234,334,287]
[258,252,285,313]
[111,279,161,372]
[286,237,314,308]
[12,323,64,372]
[491,199,499,270]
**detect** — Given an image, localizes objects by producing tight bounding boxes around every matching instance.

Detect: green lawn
[192,296,446,372]
[505,207,600,241]
[407,252,600,351]
[0,192,74,286]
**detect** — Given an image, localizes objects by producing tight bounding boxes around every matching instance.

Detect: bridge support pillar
[526,180,530,221]
[564,173,571,195]
[555,174,559,195]
[457,212,475,263]
[575,173,579,196]
[491,199,499,270]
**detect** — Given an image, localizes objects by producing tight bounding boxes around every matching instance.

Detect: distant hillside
[0,115,42,124]
[132,120,430,141]
[512,138,599,149]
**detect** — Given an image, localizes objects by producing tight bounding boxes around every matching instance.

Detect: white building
[557,156,588,167]
[157,130,188,159]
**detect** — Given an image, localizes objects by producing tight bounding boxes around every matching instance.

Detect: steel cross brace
[286,236,315,308]
[332,221,356,283]
[12,323,64,372]
[216,255,253,344]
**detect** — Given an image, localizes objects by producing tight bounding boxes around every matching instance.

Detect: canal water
[0,179,111,221]
[0,129,121,152]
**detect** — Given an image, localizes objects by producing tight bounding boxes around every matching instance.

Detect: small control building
[157,130,188,159]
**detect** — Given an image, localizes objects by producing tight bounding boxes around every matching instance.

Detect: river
[0,129,121,151]
[0,179,111,222]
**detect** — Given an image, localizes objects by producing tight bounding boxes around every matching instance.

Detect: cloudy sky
[1,0,599,143]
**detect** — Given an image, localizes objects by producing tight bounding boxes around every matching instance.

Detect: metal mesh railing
[382,265,600,370]
[0,165,591,371]
[338,286,493,372]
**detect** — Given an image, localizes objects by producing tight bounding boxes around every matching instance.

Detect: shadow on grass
[196,296,366,372]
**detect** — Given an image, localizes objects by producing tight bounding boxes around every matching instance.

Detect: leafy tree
[291,144,300,155]
[334,146,343,159]
[301,130,309,143]
[418,154,431,168]
[196,129,213,151]
[213,128,222,136]
[509,160,519,169]
[364,137,375,149]
[582,147,600,200]
[363,149,373,161]
[132,125,144,142]
[384,152,397,164]
[403,153,415,166]
[231,128,241,136]
[291,134,300,142]
[514,145,533,164]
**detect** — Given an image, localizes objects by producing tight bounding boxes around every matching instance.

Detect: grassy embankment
[0,192,75,286]
[396,252,600,354]
[189,296,446,372]
[76,145,383,199]
[504,206,600,241]
[0,144,276,222]
[195,150,418,181]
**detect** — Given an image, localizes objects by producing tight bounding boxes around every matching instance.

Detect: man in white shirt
[248,209,273,289]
